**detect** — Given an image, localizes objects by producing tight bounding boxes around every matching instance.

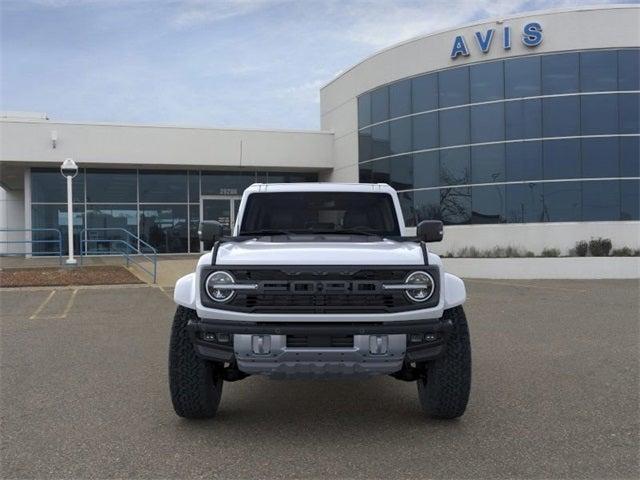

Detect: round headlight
[205,271,236,303]
[404,271,435,303]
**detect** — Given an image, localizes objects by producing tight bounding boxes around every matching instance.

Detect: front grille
[286,335,354,348]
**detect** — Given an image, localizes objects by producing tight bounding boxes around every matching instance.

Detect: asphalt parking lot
[1,279,638,479]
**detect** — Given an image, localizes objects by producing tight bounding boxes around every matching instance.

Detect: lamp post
[60,158,78,265]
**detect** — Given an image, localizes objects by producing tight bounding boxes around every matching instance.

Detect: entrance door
[200,196,241,251]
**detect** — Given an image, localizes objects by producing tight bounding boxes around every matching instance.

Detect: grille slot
[286,335,354,348]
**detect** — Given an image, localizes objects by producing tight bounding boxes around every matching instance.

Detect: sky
[1,0,636,130]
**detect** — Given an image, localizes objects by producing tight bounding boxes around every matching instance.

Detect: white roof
[244,182,397,194]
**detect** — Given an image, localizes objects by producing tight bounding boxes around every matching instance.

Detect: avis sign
[450,22,543,59]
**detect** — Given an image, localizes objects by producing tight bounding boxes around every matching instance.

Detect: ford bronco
[169,183,471,419]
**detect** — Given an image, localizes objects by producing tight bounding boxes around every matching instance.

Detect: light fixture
[51,130,58,149]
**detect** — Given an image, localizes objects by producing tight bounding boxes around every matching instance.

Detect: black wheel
[169,306,224,419]
[417,306,471,419]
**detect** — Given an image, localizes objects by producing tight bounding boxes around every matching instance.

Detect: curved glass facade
[357,49,640,226]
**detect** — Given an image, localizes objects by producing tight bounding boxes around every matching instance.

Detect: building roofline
[320,4,639,91]
[0,117,334,136]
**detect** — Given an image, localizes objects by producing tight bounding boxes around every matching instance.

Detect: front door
[200,196,241,251]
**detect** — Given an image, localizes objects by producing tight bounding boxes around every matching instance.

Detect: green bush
[610,247,640,257]
[589,237,612,257]
[574,240,589,257]
[541,248,560,257]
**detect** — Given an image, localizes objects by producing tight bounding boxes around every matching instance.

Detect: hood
[214,238,425,265]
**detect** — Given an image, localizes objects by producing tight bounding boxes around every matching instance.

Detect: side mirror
[416,220,443,242]
[199,221,225,250]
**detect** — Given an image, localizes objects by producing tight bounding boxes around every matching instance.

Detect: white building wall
[0,187,26,254]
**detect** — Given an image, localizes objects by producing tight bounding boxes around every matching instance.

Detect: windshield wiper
[240,229,298,237]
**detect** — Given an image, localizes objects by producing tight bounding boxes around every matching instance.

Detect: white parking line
[29,290,56,319]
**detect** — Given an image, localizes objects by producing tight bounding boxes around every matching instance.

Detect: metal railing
[79,228,157,283]
[0,228,63,264]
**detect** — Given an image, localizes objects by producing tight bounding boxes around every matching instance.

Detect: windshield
[239,192,400,236]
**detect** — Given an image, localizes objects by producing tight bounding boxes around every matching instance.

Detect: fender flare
[443,272,466,309]
[174,273,197,309]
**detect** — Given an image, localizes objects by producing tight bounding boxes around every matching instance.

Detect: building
[1,5,639,257]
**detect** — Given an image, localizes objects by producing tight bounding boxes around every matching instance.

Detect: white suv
[170,183,471,419]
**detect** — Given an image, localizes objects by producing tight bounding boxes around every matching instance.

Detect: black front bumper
[187,317,452,364]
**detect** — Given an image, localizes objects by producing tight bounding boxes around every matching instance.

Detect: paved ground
[1,279,638,479]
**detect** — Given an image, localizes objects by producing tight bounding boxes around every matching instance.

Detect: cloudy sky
[1,0,635,130]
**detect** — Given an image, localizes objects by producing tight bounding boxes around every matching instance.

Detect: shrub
[610,247,640,257]
[525,250,535,257]
[589,237,612,257]
[574,241,589,257]
[541,248,560,257]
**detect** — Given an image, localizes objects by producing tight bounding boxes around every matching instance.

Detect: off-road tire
[169,306,224,419]
[417,306,471,419]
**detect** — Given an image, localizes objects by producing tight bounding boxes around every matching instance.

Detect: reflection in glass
[371,123,390,158]
[440,187,471,225]
[389,117,412,155]
[358,94,371,128]
[189,205,200,253]
[389,155,413,191]
[359,128,373,162]
[505,56,541,98]
[140,205,188,253]
[412,112,438,151]
[542,182,581,222]
[139,170,187,203]
[581,94,618,135]
[620,137,640,177]
[543,139,581,180]
[506,183,544,223]
[86,169,137,203]
[31,168,85,203]
[371,86,389,123]
[398,191,416,227]
[542,52,579,94]
[582,137,619,178]
[411,73,438,113]
[619,93,639,134]
[470,103,504,143]
[506,142,543,182]
[413,152,440,189]
[188,171,200,202]
[414,189,441,223]
[543,96,580,137]
[439,67,469,108]
[580,51,617,92]
[440,147,470,186]
[31,204,84,255]
[620,179,640,220]
[470,61,504,102]
[471,144,505,183]
[505,99,542,140]
[583,181,620,221]
[439,108,469,147]
[390,79,411,118]
[372,158,391,183]
[359,163,373,183]
[86,205,138,254]
[618,49,640,91]
[471,185,505,224]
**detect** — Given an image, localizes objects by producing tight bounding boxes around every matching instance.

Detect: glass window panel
[359,162,373,183]
[414,189,441,223]
[440,147,470,186]
[189,204,200,253]
[413,151,440,189]
[621,179,639,220]
[471,144,505,183]
[506,183,544,223]
[389,79,411,118]
[86,169,136,203]
[582,180,620,221]
[389,155,413,191]
[358,94,372,128]
[86,204,138,254]
[188,171,200,202]
[470,103,504,143]
[201,171,254,196]
[618,49,640,91]
[581,94,618,135]
[505,56,541,98]
[359,128,373,162]
[543,139,581,180]
[620,137,640,177]
[397,191,416,227]
[505,99,542,140]
[31,168,84,203]
[440,187,471,225]
[370,86,389,123]
[580,50,618,92]
[139,170,187,203]
[542,52,579,94]
[542,96,580,137]
[371,158,390,184]
[31,204,84,255]
[470,61,504,102]
[412,73,438,113]
[582,137,619,178]
[619,93,639,134]
[439,67,469,108]
[439,108,469,147]
[471,185,505,224]
[506,142,543,182]
[371,123,390,158]
[543,181,581,222]
[139,205,188,253]
[412,112,438,150]
[389,117,412,155]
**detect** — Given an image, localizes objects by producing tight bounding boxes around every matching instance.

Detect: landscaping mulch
[0,266,143,287]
